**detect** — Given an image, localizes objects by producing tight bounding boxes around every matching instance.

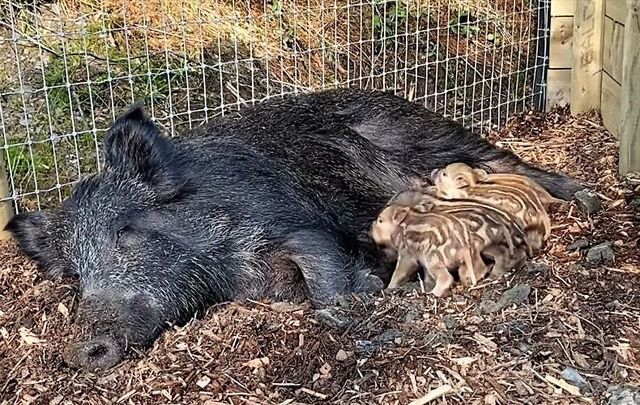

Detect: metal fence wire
[0,0,550,212]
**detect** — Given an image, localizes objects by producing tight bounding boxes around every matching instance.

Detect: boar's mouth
[63,334,125,371]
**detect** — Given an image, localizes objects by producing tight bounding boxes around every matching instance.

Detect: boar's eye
[115,225,133,247]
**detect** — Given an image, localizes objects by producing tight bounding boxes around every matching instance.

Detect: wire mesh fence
[0,0,549,213]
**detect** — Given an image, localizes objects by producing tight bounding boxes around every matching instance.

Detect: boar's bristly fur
[5,89,581,371]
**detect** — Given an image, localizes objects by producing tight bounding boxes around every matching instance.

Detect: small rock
[404,307,421,322]
[335,349,349,361]
[525,262,551,274]
[269,302,301,313]
[606,385,640,405]
[567,238,590,251]
[479,299,500,314]
[574,189,602,214]
[372,329,404,346]
[605,300,621,310]
[498,284,531,307]
[561,367,592,393]
[314,308,350,329]
[355,340,375,357]
[586,242,615,265]
[443,315,459,331]
[196,375,211,389]
[319,363,331,375]
[482,285,531,313]
[497,320,528,338]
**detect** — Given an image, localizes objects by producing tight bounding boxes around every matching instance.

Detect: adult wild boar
[5,89,582,371]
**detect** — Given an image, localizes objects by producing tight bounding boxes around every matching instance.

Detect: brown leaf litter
[0,107,639,404]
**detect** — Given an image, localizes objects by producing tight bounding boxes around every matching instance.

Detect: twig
[298,387,327,400]
[408,385,453,405]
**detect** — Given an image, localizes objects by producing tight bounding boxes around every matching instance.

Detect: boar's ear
[104,105,182,200]
[5,211,60,270]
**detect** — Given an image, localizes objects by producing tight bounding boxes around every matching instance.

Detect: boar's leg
[284,229,382,306]
[475,150,583,202]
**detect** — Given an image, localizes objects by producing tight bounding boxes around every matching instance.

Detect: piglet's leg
[484,244,527,279]
[387,254,420,289]
[458,248,488,286]
[421,259,454,297]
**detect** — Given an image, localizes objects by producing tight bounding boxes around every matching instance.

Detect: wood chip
[544,375,581,396]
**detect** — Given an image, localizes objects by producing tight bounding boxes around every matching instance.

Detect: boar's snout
[63,334,124,371]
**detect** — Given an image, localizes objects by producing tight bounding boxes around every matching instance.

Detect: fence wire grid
[0,0,550,213]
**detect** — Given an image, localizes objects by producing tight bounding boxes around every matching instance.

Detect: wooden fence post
[571,0,605,114]
[619,0,640,175]
[0,151,13,240]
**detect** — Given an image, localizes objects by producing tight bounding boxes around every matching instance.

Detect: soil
[0,107,639,404]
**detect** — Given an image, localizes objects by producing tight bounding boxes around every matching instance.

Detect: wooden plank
[619,0,640,175]
[552,0,576,16]
[603,17,625,82]
[606,0,628,23]
[547,69,573,110]
[550,17,574,68]
[601,71,621,137]
[0,152,13,240]
[571,0,605,114]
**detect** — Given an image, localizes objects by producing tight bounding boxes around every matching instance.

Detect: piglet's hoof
[431,284,452,298]
[63,334,124,372]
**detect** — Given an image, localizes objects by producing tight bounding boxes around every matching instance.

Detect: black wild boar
[5,88,582,371]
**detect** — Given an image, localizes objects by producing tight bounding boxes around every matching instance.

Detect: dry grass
[0,108,638,404]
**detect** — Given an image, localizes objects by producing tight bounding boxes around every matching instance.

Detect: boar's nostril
[63,335,124,372]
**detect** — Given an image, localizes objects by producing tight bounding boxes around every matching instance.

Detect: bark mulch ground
[1,107,639,404]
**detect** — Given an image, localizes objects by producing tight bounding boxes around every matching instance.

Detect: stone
[586,242,615,265]
[497,284,531,307]
[442,315,459,331]
[567,238,590,251]
[606,385,640,405]
[314,308,350,329]
[481,284,531,314]
[479,299,500,314]
[355,340,375,357]
[525,262,551,275]
[403,307,421,322]
[561,367,592,393]
[628,199,640,211]
[269,302,302,313]
[574,189,602,214]
[372,329,404,346]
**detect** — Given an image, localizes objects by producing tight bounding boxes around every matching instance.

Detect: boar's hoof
[63,335,124,371]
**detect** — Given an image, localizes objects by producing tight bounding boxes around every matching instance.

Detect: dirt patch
[1,108,639,404]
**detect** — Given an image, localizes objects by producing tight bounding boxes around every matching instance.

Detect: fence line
[0,0,549,214]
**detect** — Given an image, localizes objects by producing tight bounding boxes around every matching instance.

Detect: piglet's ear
[454,175,470,188]
[5,211,62,272]
[472,168,489,182]
[104,105,183,200]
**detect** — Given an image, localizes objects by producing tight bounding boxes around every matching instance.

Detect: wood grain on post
[571,0,605,114]
[0,151,14,241]
[619,0,640,175]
